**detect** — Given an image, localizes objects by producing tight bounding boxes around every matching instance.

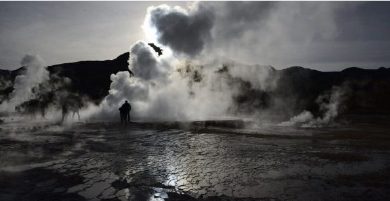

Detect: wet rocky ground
[1,117,390,201]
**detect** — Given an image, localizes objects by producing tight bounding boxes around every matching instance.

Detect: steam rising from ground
[0,55,89,123]
[93,3,282,121]
[1,2,355,128]
[93,2,348,126]
[0,55,48,112]
[98,41,240,121]
[94,39,281,121]
[279,85,347,127]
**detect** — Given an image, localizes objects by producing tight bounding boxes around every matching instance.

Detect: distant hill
[1,53,390,116]
[0,52,130,103]
[47,52,131,102]
[275,66,390,116]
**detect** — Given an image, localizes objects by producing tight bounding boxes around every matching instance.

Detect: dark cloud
[147,4,214,57]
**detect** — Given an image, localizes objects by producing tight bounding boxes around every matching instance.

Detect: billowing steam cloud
[97,2,347,124]
[0,2,351,126]
[279,84,347,127]
[143,2,348,67]
[96,39,281,122]
[0,54,49,112]
[144,3,214,57]
[129,42,168,81]
[203,2,345,68]
[98,41,237,121]
[93,42,163,120]
[0,2,369,128]
[59,2,354,126]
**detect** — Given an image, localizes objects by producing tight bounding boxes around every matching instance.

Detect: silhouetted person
[119,100,131,123]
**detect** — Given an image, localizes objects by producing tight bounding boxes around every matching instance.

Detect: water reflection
[1,120,390,200]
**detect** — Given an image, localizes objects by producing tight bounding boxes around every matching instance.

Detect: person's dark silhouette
[119,100,131,123]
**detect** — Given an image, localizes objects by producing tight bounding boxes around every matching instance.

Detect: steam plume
[279,85,347,127]
[0,54,49,112]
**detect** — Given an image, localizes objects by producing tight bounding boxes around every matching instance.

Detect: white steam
[207,2,346,69]
[279,85,346,127]
[1,3,351,126]
[0,54,49,112]
[93,39,278,121]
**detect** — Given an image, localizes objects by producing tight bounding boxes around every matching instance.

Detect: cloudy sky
[0,1,389,71]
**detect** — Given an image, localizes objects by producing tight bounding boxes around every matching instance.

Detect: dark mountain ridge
[47,52,131,101]
[1,53,390,116]
[277,66,390,115]
[0,53,130,103]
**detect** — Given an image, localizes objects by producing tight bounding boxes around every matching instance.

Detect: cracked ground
[1,118,390,201]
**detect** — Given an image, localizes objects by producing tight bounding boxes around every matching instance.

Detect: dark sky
[0,1,389,71]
